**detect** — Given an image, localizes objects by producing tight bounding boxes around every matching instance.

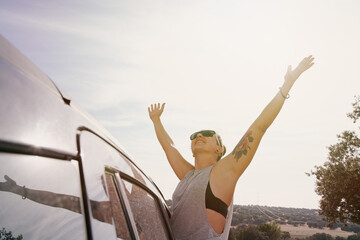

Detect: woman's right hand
[148,103,165,121]
[284,55,314,84]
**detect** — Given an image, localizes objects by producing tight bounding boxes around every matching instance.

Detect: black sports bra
[205,181,228,218]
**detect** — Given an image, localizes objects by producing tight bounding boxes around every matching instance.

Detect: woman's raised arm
[218,56,315,180]
[149,103,194,180]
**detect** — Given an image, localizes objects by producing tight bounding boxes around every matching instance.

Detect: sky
[1,0,359,209]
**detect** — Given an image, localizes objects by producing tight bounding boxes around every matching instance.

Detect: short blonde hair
[215,134,226,161]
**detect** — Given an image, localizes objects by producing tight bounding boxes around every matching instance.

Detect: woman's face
[191,132,219,155]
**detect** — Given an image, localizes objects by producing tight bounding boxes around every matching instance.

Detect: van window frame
[104,168,138,239]
[106,166,173,240]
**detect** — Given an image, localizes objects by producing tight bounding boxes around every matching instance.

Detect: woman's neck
[194,153,217,170]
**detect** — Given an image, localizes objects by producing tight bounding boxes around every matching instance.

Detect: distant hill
[165,200,360,234]
[231,205,360,234]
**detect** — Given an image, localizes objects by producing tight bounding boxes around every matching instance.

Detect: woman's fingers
[149,103,165,113]
[160,103,165,111]
[298,55,315,72]
[304,56,315,70]
[287,65,292,73]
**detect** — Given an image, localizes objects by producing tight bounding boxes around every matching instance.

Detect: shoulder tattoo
[232,130,254,162]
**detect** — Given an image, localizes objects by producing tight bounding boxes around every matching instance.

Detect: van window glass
[105,173,131,239]
[0,153,86,240]
[121,179,169,240]
[79,130,171,239]
[79,131,166,206]
[80,132,120,239]
[117,154,164,198]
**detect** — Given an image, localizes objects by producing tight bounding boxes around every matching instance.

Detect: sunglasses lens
[190,130,215,140]
[190,132,198,140]
[202,130,215,137]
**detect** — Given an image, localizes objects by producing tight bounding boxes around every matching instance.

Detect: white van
[0,35,173,240]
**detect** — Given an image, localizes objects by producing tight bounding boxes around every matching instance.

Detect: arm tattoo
[232,130,254,162]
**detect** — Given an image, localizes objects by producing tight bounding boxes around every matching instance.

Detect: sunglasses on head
[190,130,216,140]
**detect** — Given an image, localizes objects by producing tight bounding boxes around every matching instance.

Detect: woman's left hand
[0,175,17,191]
[284,55,315,83]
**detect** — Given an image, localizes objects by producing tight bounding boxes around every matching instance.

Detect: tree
[0,228,23,240]
[258,222,283,240]
[310,96,360,225]
[307,233,333,240]
[347,233,360,240]
[233,225,269,240]
[335,237,346,240]
[281,231,291,240]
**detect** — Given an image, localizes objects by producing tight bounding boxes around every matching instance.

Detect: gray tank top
[171,166,233,240]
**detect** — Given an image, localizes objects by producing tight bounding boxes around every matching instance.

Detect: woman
[148,56,314,240]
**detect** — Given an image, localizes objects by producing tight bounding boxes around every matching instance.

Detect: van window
[78,130,172,239]
[80,132,122,239]
[105,173,131,239]
[0,153,87,240]
[121,179,170,240]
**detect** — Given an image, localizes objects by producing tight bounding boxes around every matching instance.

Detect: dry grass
[280,224,354,239]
